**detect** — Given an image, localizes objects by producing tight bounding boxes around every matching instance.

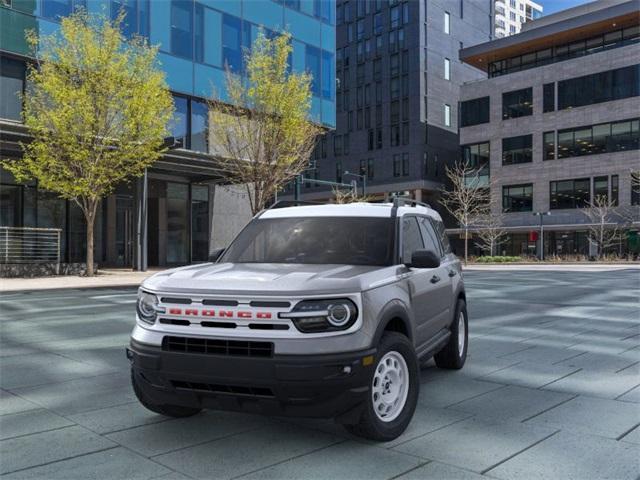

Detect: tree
[439,161,490,264]
[331,186,370,204]
[583,194,626,258]
[475,211,507,256]
[208,31,320,215]
[3,12,173,276]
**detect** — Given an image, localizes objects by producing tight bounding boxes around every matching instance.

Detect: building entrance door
[115,196,133,267]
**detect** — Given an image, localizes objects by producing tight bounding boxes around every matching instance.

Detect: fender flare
[371,300,413,347]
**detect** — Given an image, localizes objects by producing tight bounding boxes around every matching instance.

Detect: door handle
[448,270,457,277]
[430,275,441,284]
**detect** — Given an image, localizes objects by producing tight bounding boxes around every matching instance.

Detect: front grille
[171,380,274,397]
[162,336,274,357]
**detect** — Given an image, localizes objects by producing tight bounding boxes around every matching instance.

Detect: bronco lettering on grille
[166,308,273,320]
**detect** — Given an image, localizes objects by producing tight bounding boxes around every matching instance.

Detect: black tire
[131,369,202,418]
[434,299,468,370]
[344,332,419,442]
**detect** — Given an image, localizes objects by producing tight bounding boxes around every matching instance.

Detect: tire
[131,369,202,418]
[344,332,419,442]
[434,299,468,370]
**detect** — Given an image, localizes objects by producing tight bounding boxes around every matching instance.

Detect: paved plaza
[0,268,639,479]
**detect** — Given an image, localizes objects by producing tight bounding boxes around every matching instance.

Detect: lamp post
[344,171,367,196]
[533,211,550,260]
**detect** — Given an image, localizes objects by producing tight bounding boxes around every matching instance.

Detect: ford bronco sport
[128,198,468,441]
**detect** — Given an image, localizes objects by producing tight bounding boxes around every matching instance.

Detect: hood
[142,262,397,296]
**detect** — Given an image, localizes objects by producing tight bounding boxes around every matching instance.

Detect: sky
[541,0,593,15]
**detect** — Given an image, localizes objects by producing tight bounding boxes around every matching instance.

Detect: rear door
[417,216,453,333]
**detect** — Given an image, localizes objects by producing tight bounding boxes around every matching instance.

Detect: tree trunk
[84,200,98,277]
[464,225,468,265]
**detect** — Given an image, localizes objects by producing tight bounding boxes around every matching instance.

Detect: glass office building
[0,0,335,269]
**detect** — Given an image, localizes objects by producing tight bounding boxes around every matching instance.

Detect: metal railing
[0,226,62,268]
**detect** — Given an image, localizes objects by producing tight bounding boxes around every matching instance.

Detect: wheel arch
[371,302,414,347]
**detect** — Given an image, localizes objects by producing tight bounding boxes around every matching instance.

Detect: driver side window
[402,217,424,263]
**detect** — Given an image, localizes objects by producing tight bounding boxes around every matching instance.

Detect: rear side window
[402,217,424,263]
[431,218,452,254]
[417,217,442,257]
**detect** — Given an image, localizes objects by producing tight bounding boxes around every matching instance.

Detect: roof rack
[390,196,431,217]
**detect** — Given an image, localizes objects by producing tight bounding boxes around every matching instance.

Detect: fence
[0,226,62,269]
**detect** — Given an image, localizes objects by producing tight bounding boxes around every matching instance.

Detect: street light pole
[533,211,550,260]
[344,171,367,196]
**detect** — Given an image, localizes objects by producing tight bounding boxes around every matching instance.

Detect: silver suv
[128,198,468,441]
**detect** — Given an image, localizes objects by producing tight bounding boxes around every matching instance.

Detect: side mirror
[208,248,225,263]
[407,249,440,269]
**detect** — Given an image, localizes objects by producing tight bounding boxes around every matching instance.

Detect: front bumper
[127,339,376,419]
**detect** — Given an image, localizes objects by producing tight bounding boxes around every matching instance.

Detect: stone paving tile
[417,376,505,408]
[618,384,640,403]
[3,447,170,480]
[153,422,343,480]
[620,426,640,445]
[237,441,423,480]
[499,345,585,365]
[0,353,116,389]
[393,417,557,473]
[0,409,73,440]
[10,372,135,416]
[447,385,573,422]
[542,369,640,399]
[554,351,639,372]
[488,431,640,480]
[0,425,116,475]
[395,461,488,480]
[106,410,270,457]
[525,395,640,439]
[0,390,40,416]
[69,401,170,434]
[479,362,581,389]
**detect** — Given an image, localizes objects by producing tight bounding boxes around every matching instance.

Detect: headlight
[280,299,358,333]
[136,290,163,324]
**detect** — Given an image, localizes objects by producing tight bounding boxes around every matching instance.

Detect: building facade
[290,0,491,205]
[493,0,542,38]
[458,0,639,257]
[0,0,335,270]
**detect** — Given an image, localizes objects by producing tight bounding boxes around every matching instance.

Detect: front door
[115,195,133,267]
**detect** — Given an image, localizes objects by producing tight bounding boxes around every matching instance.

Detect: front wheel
[344,332,419,442]
[434,299,468,370]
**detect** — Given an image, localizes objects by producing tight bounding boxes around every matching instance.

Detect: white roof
[260,202,443,221]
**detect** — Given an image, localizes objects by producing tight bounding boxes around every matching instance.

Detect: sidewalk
[464,262,640,271]
[0,269,158,293]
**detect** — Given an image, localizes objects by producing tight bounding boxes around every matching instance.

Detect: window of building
[374,12,383,34]
[376,128,383,149]
[558,64,640,110]
[374,59,382,80]
[334,135,342,156]
[391,125,400,146]
[305,45,321,97]
[357,109,363,129]
[367,158,374,179]
[356,18,365,39]
[321,50,334,100]
[0,56,25,121]
[390,54,400,76]
[502,87,532,119]
[390,100,400,124]
[365,106,371,128]
[502,134,532,165]
[41,0,86,20]
[402,122,409,145]
[170,95,189,148]
[543,82,555,113]
[402,153,410,176]
[336,161,343,183]
[444,104,451,127]
[632,172,640,206]
[190,99,208,153]
[444,11,450,34]
[222,13,241,71]
[390,5,400,29]
[557,118,640,158]
[503,184,533,212]
[444,58,450,80]
[368,129,374,150]
[390,78,400,99]
[550,178,590,209]
[171,0,194,59]
[461,142,490,181]
[393,154,401,176]
[594,175,608,202]
[543,131,555,160]
[112,0,149,38]
[460,96,490,127]
[611,175,619,206]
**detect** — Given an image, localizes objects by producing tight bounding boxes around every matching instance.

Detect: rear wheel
[131,369,202,418]
[434,299,468,370]
[344,332,419,441]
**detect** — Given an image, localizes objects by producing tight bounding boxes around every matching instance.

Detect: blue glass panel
[305,44,321,97]
[170,95,189,148]
[159,52,193,94]
[199,0,240,16]
[111,0,137,38]
[191,99,208,152]
[149,0,170,49]
[204,8,222,66]
[139,0,149,37]
[86,0,109,15]
[321,21,334,51]
[170,0,193,59]
[242,0,283,31]
[321,98,335,127]
[195,3,204,63]
[285,8,320,46]
[222,13,242,72]
[41,0,72,20]
[195,63,226,100]
[321,49,333,100]
[310,96,321,123]
[291,39,305,73]
[300,0,313,15]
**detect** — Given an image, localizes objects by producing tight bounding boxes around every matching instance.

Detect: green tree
[208,31,320,215]
[3,11,173,276]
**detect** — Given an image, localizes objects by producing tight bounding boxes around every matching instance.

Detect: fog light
[362,355,374,366]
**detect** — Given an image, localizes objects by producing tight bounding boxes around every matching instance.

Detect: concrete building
[0,0,335,270]
[291,0,492,205]
[494,0,543,38]
[458,0,639,257]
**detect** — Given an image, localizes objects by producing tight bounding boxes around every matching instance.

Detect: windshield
[220,217,395,266]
